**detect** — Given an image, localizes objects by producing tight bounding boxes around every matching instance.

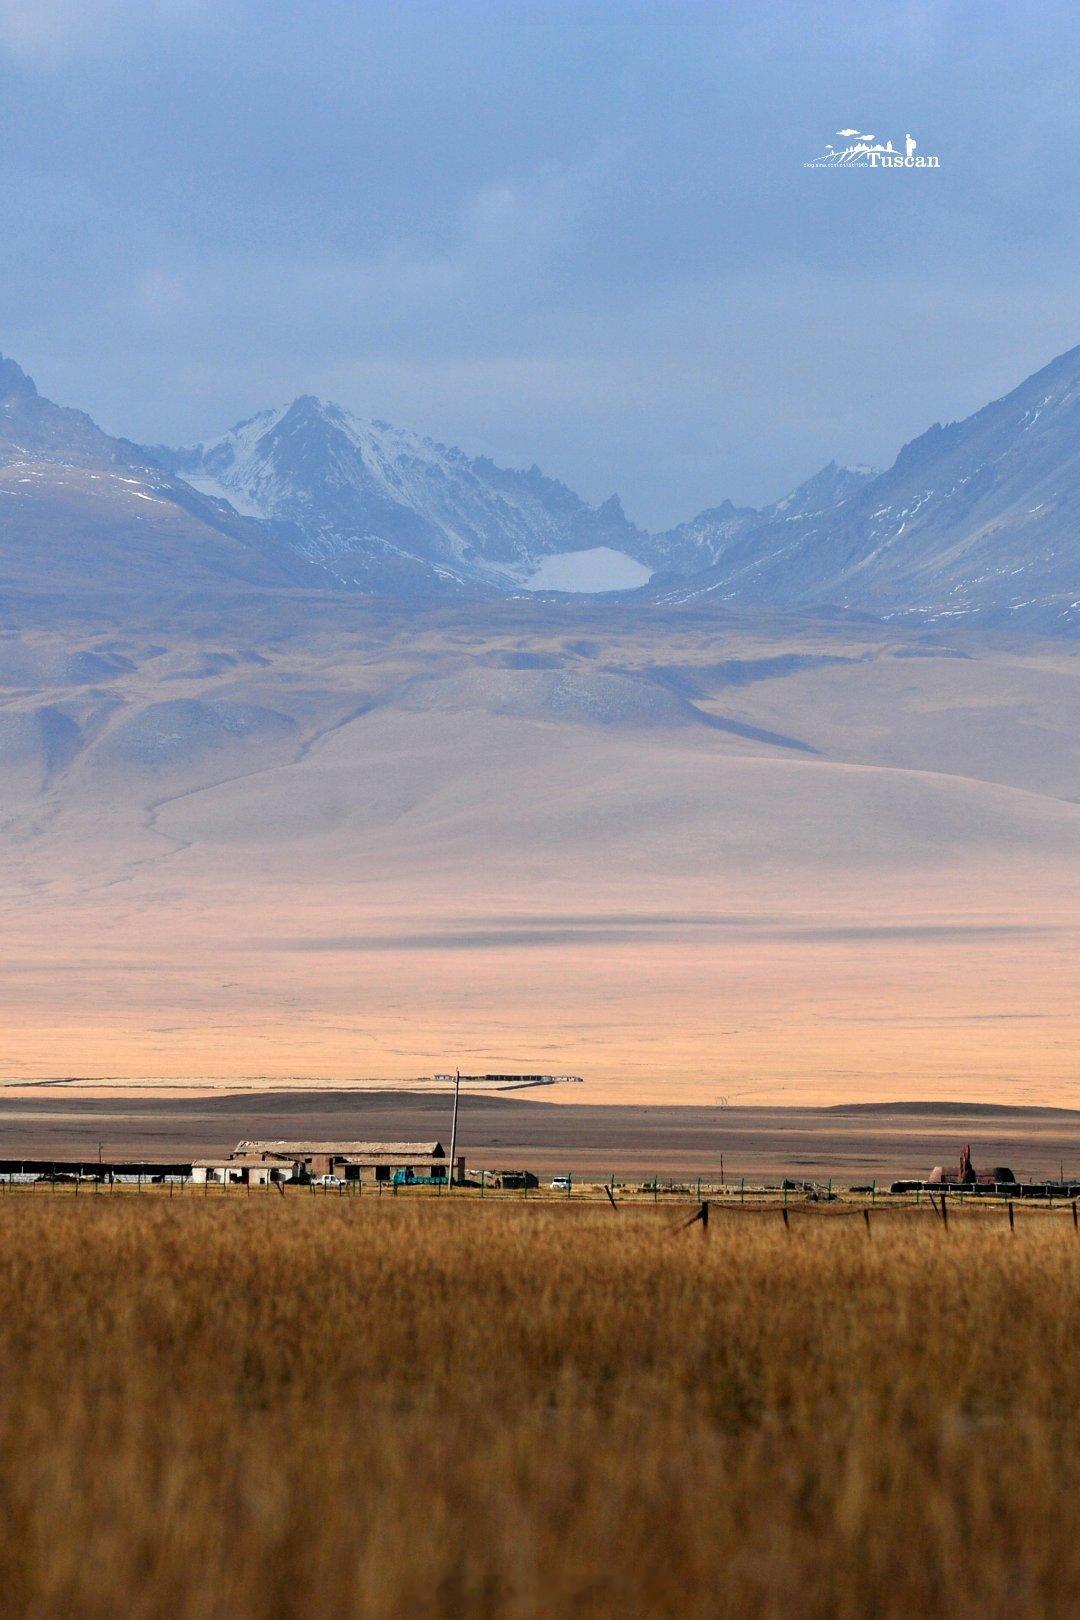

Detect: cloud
[3,3,1079,523]
[0,0,211,63]
[258,920,1065,953]
[0,0,112,59]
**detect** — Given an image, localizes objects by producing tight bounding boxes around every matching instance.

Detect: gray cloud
[260,920,1066,952]
[3,3,1079,525]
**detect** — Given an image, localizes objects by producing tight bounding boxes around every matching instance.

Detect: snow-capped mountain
[4,341,1078,631]
[651,345,1080,633]
[152,397,652,596]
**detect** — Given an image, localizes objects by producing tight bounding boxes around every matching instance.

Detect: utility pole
[447,1067,462,1189]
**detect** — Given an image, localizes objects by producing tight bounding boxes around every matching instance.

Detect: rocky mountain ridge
[152,395,648,596]
[650,345,1080,632]
[1,343,1077,631]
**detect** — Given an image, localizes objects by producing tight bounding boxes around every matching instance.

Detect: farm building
[191,1155,293,1187]
[0,1158,191,1184]
[927,1144,1015,1187]
[229,1140,452,1184]
[889,1142,1080,1197]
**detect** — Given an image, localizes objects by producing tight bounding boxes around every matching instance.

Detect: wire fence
[2,1171,1078,1232]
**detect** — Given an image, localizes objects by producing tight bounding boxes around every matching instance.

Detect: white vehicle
[314,1173,343,1187]
[550,1175,572,1191]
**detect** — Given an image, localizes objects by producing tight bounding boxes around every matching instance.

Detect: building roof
[336,1153,446,1168]
[233,1140,445,1158]
[197,1155,292,1169]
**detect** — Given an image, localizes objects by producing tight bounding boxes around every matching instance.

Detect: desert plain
[1,598,1077,1109]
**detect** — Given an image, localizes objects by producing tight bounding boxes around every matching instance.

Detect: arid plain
[1,601,1077,1106]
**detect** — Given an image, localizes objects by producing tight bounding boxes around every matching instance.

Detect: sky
[2,0,1079,528]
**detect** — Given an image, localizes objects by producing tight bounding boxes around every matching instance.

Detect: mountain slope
[0,357,328,605]
[654,346,1080,631]
[154,397,650,596]
[4,342,1078,630]
[647,462,878,576]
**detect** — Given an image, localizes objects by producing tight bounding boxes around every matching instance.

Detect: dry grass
[0,1195,1077,1618]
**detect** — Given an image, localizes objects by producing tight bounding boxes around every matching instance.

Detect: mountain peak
[769,461,879,517]
[598,493,629,525]
[154,397,653,597]
[133,338,1080,629]
[284,393,326,413]
[0,355,38,401]
[654,341,1080,632]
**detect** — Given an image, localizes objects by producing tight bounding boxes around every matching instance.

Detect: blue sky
[2,1,1078,526]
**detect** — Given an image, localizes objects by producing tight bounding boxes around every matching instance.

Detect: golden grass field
[0,1192,1077,1617]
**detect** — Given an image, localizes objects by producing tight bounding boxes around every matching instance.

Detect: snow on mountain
[3,341,1077,630]
[523,547,653,593]
[156,398,648,596]
[146,345,1080,627]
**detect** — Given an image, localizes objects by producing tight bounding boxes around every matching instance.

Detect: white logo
[804,127,941,168]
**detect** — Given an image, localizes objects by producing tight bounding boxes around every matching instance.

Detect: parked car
[550,1175,572,1191]
[315,1174,342,1187]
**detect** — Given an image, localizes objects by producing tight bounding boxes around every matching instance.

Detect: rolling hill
[0,599,1076,1099]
